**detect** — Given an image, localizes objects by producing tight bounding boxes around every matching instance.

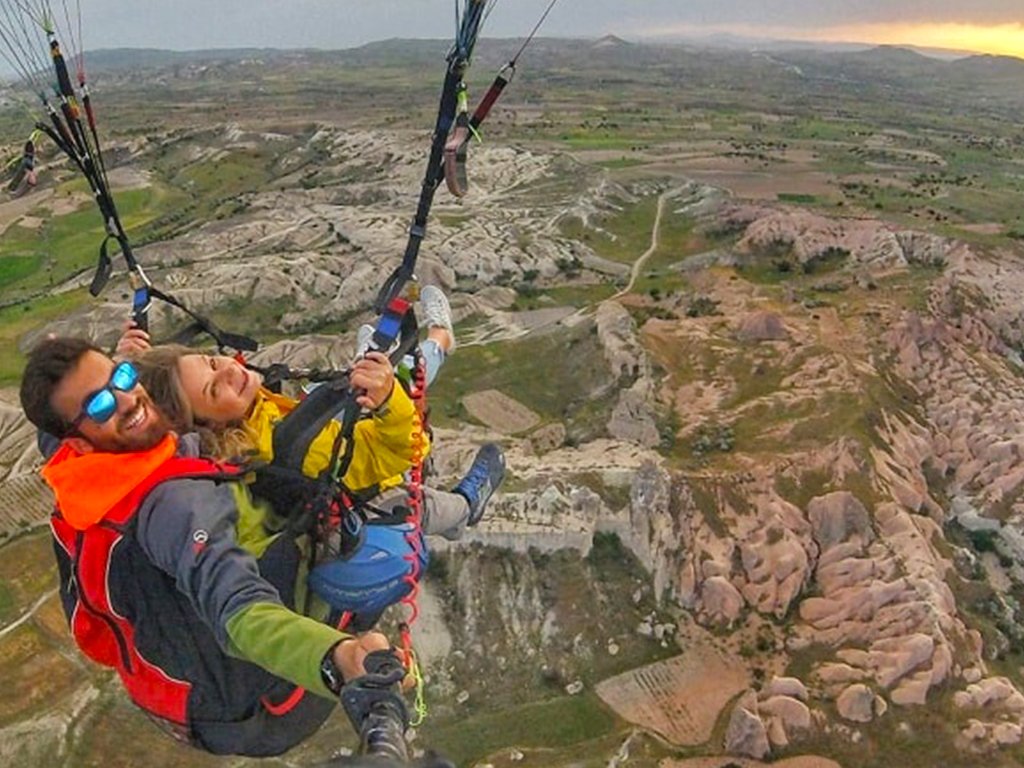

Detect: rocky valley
[1,38,1024,768]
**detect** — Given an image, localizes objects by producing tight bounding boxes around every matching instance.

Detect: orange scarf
[41,434,178,530]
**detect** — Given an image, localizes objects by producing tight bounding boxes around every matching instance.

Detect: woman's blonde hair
[133,344,256,461]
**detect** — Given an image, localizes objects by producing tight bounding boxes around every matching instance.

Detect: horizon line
[69,34,1020,63]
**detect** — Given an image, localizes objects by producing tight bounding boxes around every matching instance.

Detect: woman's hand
[115,321,152,358]
[349,351,395,411]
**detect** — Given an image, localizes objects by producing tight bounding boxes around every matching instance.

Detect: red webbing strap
[399,623,415,670]
[260,685,306,716]
[470,67,512,130]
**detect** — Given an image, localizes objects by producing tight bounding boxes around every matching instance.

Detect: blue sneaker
[453,443,505,526]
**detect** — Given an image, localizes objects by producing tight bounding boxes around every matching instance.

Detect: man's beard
[91,394,171,453]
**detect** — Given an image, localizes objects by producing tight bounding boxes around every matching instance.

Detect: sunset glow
[829,22,1024,59]
[647,21,1024,60]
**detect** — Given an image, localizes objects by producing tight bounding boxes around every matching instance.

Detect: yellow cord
[407,648,428,727]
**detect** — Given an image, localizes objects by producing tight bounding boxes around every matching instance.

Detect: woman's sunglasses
[71,361,140,429]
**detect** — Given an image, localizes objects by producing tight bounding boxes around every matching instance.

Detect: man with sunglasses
[19,337,406,757]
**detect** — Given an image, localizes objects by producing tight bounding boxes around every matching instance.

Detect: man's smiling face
[52,350,170,452]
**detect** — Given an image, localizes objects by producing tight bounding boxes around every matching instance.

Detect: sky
[26,1,1024,59]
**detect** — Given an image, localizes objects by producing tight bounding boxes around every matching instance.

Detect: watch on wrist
[320,645,344,695]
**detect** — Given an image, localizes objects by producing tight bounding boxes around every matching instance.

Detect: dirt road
[612,189,669,299]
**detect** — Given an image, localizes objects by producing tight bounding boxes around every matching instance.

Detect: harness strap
[270,376,358,474]
[442,64,512,198]
[442,84,472,198]
[373,39,471,312]
[148,285,259,352]
[266,299,420,475]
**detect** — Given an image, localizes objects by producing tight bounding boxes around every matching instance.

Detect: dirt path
[460,188,673,347]
[0,587,58,640]
[198,214,324,261]
[0,187,54,236]
[612,189,669,299]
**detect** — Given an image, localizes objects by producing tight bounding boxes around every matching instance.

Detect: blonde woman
[126,341,504,542]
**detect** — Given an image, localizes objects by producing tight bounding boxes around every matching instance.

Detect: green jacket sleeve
[225,602,349,700]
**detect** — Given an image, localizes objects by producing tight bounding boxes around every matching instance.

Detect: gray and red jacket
[43,433,348,756]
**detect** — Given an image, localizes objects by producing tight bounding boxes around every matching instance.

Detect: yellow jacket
[245,383,427,494]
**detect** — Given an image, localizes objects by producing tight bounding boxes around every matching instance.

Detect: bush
[969,528,999,553]
[686,295,721,317]
[516,283,540,298]
[691,423,735,455]
[555,256,582,276]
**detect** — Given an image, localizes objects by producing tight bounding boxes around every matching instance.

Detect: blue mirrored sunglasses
[71,361,140,429]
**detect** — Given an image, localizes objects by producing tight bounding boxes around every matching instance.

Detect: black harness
[246,298,421,558]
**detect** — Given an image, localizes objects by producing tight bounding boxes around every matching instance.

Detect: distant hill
[846,44,934,65]
[48,38,1024,121]
[780,44,947,88]
[84,47,298,71]
[592,34,632,49]
[639,31,991,61]
[949,53,1024,86]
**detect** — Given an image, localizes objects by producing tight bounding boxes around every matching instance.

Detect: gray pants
[371,485,469,541]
